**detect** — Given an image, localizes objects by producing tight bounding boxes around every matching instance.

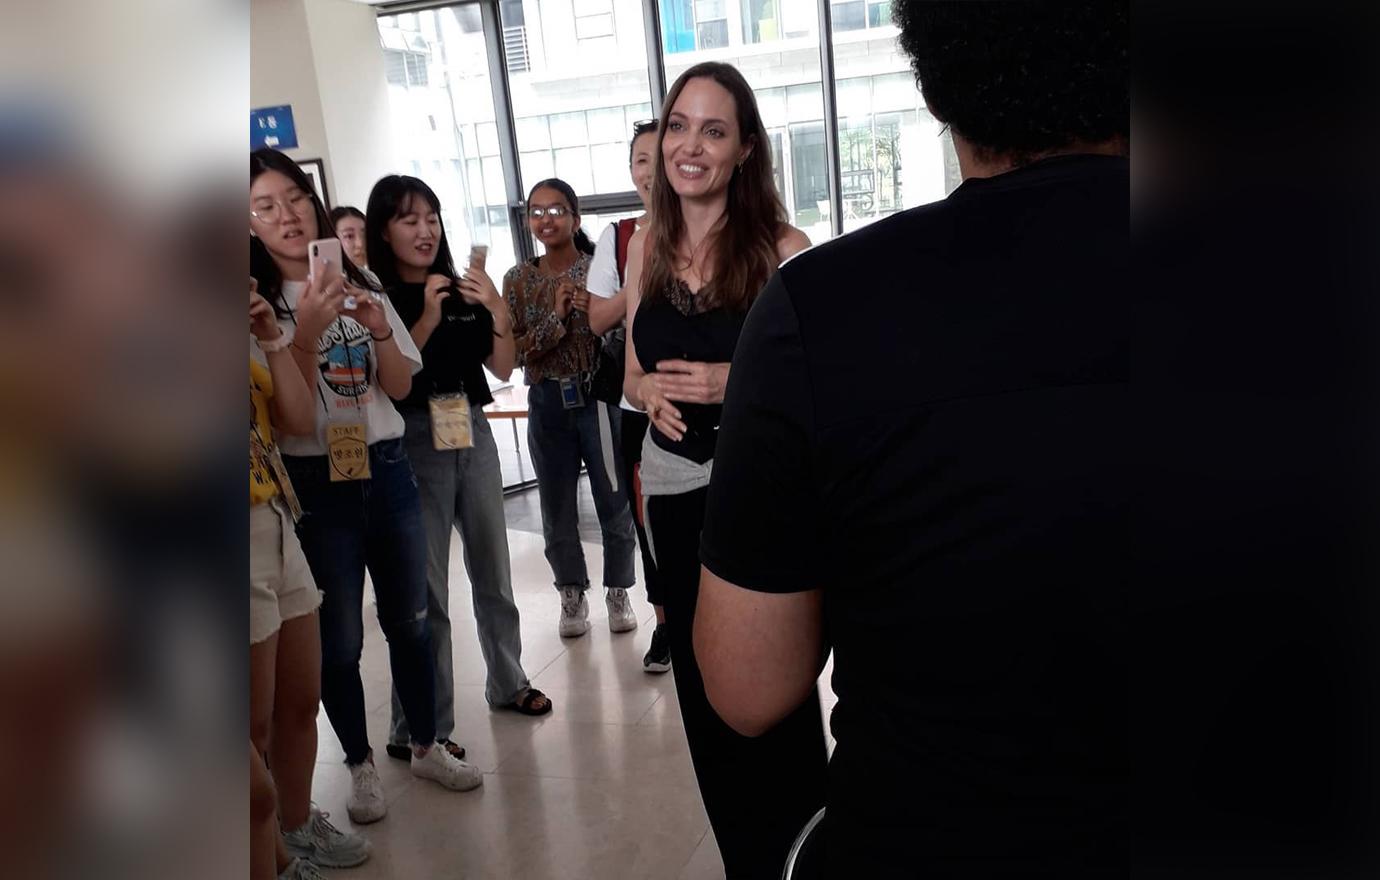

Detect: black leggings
[620,409,663,607]
[646,488,828,879]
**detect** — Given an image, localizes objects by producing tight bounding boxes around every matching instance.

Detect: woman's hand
[344,284,392,337]
[553,280,575,321]
[294,270,348,345]
[571,287,591,314]
[457,268,500,310]
[654,359,730,405]
[249,278,281,343]
[638,373,687,442]
[420,273,453,327]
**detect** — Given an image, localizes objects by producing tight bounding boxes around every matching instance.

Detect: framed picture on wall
[296,158,331,211]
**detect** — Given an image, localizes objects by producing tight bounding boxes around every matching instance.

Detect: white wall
[252,0,394,211]
[250,0,330,169]
[303,0,397,209]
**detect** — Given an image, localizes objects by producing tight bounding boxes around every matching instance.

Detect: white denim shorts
[249,497,320,644]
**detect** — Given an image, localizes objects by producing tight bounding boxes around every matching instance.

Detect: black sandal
[385,739,466,761]
[503,688,553,717]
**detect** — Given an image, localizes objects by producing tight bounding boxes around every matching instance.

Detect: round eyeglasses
[527,205,569,220]
[250,190,314,224]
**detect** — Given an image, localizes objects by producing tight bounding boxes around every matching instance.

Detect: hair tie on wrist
[371,327,395,343]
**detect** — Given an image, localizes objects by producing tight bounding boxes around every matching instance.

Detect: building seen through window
[377,0,961,278]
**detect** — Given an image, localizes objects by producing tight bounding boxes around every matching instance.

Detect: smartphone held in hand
[468,244,488,272]
[308,238,359,308]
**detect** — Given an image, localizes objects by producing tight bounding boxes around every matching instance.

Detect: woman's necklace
[678,215,726,284]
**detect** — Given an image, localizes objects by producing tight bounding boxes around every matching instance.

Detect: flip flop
[503,688,553,717]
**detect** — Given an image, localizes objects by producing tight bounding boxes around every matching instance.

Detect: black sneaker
[642,623,671,674]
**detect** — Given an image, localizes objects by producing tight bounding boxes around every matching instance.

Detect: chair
[780,807,827,880]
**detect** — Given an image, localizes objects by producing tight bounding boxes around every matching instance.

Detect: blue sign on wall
[251,105,298,151]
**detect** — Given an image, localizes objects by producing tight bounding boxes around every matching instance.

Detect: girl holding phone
[250,149,483,829]
[365,175,552,751]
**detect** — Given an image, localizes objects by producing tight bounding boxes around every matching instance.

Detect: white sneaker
[411,743,484,791]
[277,856,326,880]
[605,587,638,633]
[283,805,372,867]
[559,587,590,638]
[346,757,387,824]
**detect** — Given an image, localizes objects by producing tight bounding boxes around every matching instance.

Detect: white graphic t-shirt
[269,279,423,457]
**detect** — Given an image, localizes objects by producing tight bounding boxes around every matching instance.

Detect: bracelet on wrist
[257,333,291,354]
[371,327,395,343]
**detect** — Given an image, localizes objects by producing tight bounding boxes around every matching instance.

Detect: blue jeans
[391,409,530,746]
[285,438,435,765]
[526,380,637,592]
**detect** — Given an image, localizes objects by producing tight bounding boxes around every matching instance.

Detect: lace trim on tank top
[664,277,707,316]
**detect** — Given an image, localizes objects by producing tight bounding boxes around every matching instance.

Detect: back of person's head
[892,0,1128,164]
[527,178,596,256]
[364,174,458,290]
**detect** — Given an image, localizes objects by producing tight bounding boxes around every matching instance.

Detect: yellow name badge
[327,423,370,481]
[430,394,473,451]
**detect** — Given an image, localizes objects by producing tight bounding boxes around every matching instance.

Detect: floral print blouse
[503,254,597,385]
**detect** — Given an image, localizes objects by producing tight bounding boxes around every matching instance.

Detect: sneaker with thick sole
[386,739,464,762]
[642,622,672,673]
[411,743,484,791]
[283,805,372,868]
[605,587,639,633]
[346,757,387,824]
[278,857,327,880]
[559,586,590,638]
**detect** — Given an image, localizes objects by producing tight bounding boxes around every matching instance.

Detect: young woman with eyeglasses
[503,178,638,639]
[364,174,552,746]
[250,149,483,832]
[584,119,670,673]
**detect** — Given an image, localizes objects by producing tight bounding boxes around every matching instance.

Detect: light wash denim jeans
[390,408,530,746]
[526,380,637,592]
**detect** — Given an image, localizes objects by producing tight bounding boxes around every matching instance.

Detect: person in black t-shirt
[695,3,1128,876]
[365,176,552,765]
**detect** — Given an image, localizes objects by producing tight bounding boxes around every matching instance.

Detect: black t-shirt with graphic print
[700,155,1129,875]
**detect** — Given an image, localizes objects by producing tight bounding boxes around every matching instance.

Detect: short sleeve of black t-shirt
[700,272,822,593]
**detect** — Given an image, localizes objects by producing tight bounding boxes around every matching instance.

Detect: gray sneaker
[283,805,372,868]
[559,586,590,637]
[605,587,638,633]
[277,857,326,880]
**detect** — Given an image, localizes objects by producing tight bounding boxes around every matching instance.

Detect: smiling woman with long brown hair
[621,62,826,878]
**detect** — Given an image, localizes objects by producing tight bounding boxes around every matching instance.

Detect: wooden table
[484,384,532,489]
[483,383,529,420]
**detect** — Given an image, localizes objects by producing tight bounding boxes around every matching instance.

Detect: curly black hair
[892,0,1127,162]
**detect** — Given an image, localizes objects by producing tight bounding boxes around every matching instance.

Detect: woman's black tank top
[633,279,747,464]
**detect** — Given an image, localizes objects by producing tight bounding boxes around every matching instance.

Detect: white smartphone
[308,238,363,309]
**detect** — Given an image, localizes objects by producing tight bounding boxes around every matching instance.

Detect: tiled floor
[311,482,835,879]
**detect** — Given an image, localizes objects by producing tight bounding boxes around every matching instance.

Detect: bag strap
[614,217,637,286]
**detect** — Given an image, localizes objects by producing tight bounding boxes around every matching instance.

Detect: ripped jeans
[285,438,436,765]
